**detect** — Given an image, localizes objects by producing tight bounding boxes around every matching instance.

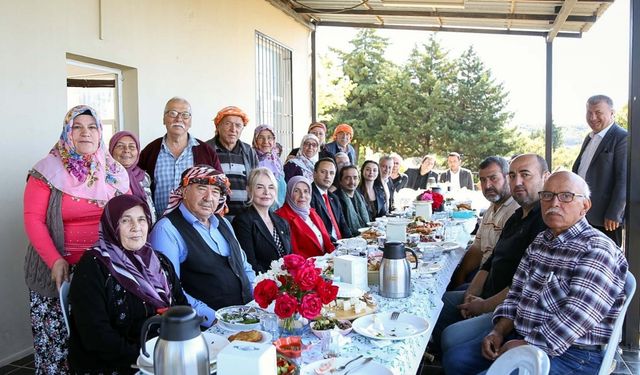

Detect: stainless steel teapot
[379,241,418,298]
[140,306,209,375]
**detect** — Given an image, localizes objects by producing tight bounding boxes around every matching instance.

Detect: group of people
[21,93,629,375]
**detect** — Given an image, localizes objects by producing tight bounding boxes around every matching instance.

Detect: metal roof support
[311,27,317,122]
[624,0,640,350]
[545,40,553,171]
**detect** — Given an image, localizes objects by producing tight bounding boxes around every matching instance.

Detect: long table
[208,246,466,375]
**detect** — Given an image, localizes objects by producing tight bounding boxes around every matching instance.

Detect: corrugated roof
[268,0,614,40]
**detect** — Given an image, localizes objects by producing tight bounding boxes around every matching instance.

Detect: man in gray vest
[150,165,255,327]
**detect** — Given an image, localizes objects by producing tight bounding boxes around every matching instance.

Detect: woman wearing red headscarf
[23,105,130,374]
[68,195,187,374]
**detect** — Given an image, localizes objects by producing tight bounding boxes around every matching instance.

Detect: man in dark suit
[311,158,351,241]
[572,94,628,246]
[440,152,474,190]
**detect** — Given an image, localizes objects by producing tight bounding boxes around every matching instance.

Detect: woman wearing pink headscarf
[109,131,157,222]
[23,105,129,374]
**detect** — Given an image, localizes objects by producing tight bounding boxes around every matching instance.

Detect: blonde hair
[246,167,278,206]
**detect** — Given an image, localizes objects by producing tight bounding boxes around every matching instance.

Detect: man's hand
[458,295,486,319]
[498,339,527,356]
[51,258,69,291]
[481,330,504,360]
[604,218,620,232]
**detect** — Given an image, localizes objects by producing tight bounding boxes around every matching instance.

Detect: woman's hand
[51,258,69,290]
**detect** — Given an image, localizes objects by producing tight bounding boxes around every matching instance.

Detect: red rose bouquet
[417,190,444,211]
[254,254,339,329]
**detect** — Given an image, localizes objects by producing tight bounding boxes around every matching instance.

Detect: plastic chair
[597,271,636,375]
[59,280,71,337]
[486,345,550,375]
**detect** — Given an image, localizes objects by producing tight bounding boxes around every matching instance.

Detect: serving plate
[352,312,429,340]
[216,305,262,331]
[334,282,368,298]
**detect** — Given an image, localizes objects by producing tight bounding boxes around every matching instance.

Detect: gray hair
[547,171,591,199]
[164,96,191,113]
[334,152,349,160]
[587,95,613,109]
[479,156,509,175]
[379,155,394,164]
[246,167,278,206]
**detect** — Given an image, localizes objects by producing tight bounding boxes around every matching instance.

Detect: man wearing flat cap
[206,106,259,219]
[325,123,357,165]
[150,165,256,327]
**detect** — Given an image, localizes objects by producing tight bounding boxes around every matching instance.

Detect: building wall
[0,0,312,363]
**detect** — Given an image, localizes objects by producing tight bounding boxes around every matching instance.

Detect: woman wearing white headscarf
[283,134,320,182]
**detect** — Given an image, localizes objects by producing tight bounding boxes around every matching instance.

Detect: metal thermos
[379,241,418,298]
[140,306,209,375]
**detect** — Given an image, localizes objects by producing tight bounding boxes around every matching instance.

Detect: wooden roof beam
[547,0,578,42]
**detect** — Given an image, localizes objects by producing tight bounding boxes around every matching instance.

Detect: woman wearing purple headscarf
[252,124,286,208]
[68,195,187,374]
[275,176,334,258]
[109,131,156,222]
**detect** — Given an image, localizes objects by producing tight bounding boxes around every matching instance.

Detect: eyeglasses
[220,120,244,130]
[303,142,318,148]
[256,136,275,142]
[538,191,586,203]
[165,110,192,120]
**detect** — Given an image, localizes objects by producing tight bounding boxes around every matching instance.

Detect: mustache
[545,207,563,215]
[171,123,186,129]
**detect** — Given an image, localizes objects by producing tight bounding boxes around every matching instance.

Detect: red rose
[294,265,320,291]
[315,280,339,304]
[299,293,322,319]
[283,254,306,271]
[274,293,298,319]
[253,279,279,308]
[432,192,444,210]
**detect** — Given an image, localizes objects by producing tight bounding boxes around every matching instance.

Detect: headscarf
[333,123,354,140]
[213,106,249,126]
[286,176,312,221]
[308,122,327,133]
[32,105,129,205]
[88,195,171,310]
[163,165,232,216]
[109,131,146,201]
[252,125,283,179]
[289,134,319,180]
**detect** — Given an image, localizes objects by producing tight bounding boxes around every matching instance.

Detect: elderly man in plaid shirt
[444,171,628,375]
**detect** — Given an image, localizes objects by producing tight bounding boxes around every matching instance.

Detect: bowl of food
[277,354,299,375]
[274,336,303,358]
[216,305,262,331]
[310,317,352,338]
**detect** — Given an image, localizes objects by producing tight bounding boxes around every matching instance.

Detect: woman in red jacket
[276,176,334,258]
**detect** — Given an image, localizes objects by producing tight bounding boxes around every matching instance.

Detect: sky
[315,0,630,130]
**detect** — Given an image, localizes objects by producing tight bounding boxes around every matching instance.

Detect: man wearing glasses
[139,97,221,217]
[205,106,259,219]
[447,171,627,375]
[434,154,549,363]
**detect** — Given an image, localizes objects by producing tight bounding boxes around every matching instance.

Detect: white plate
[352,312,429,340]
[301,357,393,375]
[226,329,273,344]
[438,241,460,251]
[420,262,443,274]
[138,332,229,366]
[417,243,445,253]
[334,282,368,298]
[216,305,262,331]
[136,357,217,375]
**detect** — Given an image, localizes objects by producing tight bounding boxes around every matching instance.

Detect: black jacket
[232,206,292,274]
[310,183,352,240]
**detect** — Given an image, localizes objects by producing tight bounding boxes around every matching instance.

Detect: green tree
[329,29,393,155]
[615,103,628,129]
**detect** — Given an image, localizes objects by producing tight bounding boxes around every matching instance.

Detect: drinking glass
[261,313,279,340]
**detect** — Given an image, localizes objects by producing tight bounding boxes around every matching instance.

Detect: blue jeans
[441,311,493,354]
[431,291,465,353]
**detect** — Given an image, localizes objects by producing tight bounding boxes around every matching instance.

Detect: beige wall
[0,0,312,364]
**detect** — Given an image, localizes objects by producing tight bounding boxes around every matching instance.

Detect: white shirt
[577,122,614,179]
[314,185,337,239]
[305,217,324,248]
[449,169,461,190]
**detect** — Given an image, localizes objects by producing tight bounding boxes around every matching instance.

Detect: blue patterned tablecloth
[208,247,465,375]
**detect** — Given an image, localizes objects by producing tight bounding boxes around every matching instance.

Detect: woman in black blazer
[232,168,292,274]
[357,160,388,220]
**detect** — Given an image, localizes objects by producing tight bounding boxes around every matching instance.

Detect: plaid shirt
[493,217,627,356]
[153,136,199,215]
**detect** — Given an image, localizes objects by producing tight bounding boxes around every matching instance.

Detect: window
[255,32,293,155]
[66,59,123,143]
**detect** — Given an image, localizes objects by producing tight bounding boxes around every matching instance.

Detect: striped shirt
[153,136,199,215]
[493,218,628,356]
[213,140,251,218]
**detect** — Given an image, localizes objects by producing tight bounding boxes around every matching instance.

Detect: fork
[344,357,373,375]
[390,311,400,321]
[330,354,363,373]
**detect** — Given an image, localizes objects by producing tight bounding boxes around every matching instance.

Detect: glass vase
[279,313,307,337]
